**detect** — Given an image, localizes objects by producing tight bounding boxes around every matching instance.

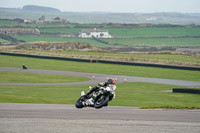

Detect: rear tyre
[94,95,109,109]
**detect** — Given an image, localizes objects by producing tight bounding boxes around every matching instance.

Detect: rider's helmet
[107,78,115,85]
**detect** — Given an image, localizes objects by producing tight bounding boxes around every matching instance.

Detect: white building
[78,28,112,38]
[146,17,157,21]
[24,19,32,23]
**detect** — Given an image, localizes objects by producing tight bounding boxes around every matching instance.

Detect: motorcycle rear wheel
[94,95,109,109]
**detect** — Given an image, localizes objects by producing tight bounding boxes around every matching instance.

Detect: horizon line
[0,6,200,14]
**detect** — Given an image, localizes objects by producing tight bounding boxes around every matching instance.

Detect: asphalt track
[0,103,200,133]
[1,67,200,132]
[1,67,200,87]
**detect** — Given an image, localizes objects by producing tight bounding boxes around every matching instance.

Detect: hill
[23,5,61,13]
[0,6,200,24]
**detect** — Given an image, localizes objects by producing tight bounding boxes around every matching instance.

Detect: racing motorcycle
[75,84,116,109]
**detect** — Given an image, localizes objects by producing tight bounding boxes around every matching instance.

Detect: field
[0,18,200,108]
[1,20,200,68]
[1,19,200,48]
[2,23,198,67]
[107,27,200,38]
[39,27,200,37]
[0,55,200,108]
[13,35,200,48]
[14,35,109,47]
[103,37,200,47]
[4,49,199,66]
[12,27,200,47]
[0,38,9,43]
[0,55,200,81]
[0,81,200,109]
[0,71,89,83]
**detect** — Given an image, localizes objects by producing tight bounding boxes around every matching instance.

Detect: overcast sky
[0,0,200,13]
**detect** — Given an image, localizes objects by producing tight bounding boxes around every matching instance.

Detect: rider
[83,78,116,106]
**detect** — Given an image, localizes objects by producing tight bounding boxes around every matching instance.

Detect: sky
[0,0,200,13]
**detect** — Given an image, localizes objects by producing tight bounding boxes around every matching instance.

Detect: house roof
[80,28,108,34]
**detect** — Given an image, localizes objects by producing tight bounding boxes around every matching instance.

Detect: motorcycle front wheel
[75,97,84,108]
[94,95,109,109]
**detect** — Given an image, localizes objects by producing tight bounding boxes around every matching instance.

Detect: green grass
[114,82,200,108]
[107,27,200,38]
[1,20,200,109]
[0,19,13,26]
[39,27,82,34]
[14,34,200,47]
[15,34,200,47]
[0,18,76,28]
[29,50,200,65]
[0,55,200,81]
[37,27,200,38]
[0,38,10,43]
[103,38,200,47]
[14,35,108,47]
[0,71,89,83]
[0,82,199,108]
[12,27,200,47]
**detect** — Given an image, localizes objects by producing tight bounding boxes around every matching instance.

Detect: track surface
[1,67,200,87]
[1,67,200,132]
[0,103,200,133]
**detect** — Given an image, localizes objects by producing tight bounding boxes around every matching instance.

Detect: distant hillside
[23,5,61,13]
[0,6,200,24]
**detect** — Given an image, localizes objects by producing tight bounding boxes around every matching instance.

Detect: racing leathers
[84,82,116,106]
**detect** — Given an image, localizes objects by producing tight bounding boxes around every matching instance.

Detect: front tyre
[94,95,109,109]
[75,97,84,108]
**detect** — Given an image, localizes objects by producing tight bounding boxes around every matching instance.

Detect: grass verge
[3,49,199,66]
[0,82,200,109]
[0,55,200,81]
[0,71,89,83]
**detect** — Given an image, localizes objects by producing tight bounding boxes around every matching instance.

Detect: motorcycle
[75,84,116,109]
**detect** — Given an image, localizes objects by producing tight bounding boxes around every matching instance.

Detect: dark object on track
[22,64,27,69]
